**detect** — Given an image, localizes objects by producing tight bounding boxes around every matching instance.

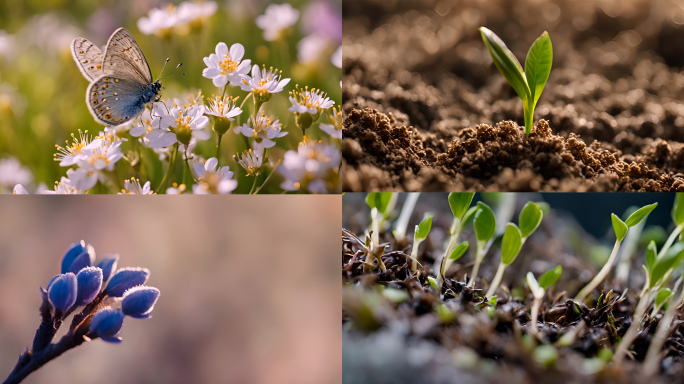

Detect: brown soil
[342,0,684,192]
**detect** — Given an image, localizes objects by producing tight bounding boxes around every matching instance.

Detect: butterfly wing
[102,28,153,85]
[86,75,149,126]
[71,37,105,82]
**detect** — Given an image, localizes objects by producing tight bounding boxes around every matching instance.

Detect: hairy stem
[575,240,622,303]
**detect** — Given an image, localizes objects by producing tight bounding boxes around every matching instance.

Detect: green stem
[249,175,258,194]
[575,240,622,303]
[253,159,282,194]
[524,104,534,134]
[468,242,486,288]
[485,263,507,298]
[157,143,178,192]
[216,133,223,159]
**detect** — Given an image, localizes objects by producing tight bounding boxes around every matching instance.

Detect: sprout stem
[643,282,684,375]
[529,295,542,338]
[410,239,423,272]
[468,241,490,288]
[575,240,622,303]
[486,263,506,298]
[613,289,654,363]
[438,219,462,281]
[524,106,534,135]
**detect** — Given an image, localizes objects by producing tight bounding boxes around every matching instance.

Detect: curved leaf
[524,31,553,108]
[650,242,684,288]
[624,203,657,227]
[538,265,563,289]
[519,202,543,238]
[366,192,393,215]
[611,214,628,242]
[448,193,475,221]
[501,223,523,265]
[448,241,469,261]
[480,27,530,104]
[414,214,433,241]
[645,240,657,273]
[673,193,684,226]
[474,202,496,242]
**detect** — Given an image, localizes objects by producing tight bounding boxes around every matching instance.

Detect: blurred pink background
[0,196,341,384]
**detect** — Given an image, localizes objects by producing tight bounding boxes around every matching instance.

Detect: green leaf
[462,206,479,228]
[524,31,553,109]
[474,202,496,242]
[365,192,393,215]
[501,223,523,265]
[519,202,543,238]
[538,265,563,289]
[650,242,684,287]
[427,276,440,292]
[414,214,433,241]
[645,240,657,273]
[448,193,475,221]
[624,203,657,227]
[611,214,628,242]
[479,27,530,105]
[655,288,673,307]
[448,241,469,260]
[673,193,684,226]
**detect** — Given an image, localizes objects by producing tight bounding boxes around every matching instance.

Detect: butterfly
[71,27,162,126]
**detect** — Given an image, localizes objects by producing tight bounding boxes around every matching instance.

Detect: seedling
[574,203,657,303]
[526,265,561,338]
[411,213,433,272]
[438,193,476,281]
[643,277,684,375]
[485,202,544,297]
[365,192,395,271]
[479,27,553,134]
[468,201,497,288]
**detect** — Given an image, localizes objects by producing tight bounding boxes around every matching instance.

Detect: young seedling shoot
[468,201,497,288]
[438,193,476,282]
[574,203,658,303]
[393,193,421,242]
[526,266,562,338]
[480,27,553,134]
[485,202,544,298]
[410,213,433,272]
[614,194,684,363]
[643,277,684,376]
[3,241,159,384]
[364,192,395,272]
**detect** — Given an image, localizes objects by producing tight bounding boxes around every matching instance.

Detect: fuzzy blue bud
[61,241,95,274]
[105,267,150,297]
[89,308,124,343]
[75,267,103,306]
[97,254,119,283]
[122,286,160,319]
[47,273,77,314]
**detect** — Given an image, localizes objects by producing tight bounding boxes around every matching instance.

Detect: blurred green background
[0,195,341,383]
[0,0,341,193]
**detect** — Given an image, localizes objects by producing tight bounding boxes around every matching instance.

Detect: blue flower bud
[61,241,95,274]
[97,254,119,283]
[89,308,124,343]
[122,286,160,319]
[105,267,150,297]
[47,273,77,314]
[75,267,103,306]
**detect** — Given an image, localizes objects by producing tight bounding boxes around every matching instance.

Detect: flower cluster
[137,1,218,36]
[3,241,159,383]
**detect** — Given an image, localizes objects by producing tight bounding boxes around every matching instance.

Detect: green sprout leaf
[525,31,553,110]
[474,202,496,242]
[624,203,657,227]
[645,240,657,273]
[611,213,628,242]
[526,272,544,299]
[414,214,433,241]
[366,192,393,215]
[449,241,469,260]
[501,223,523,265]
[673,193,684,226]
[655,288,673,308]
[462,206,479,228]
[650,242,684,288]
[427,276,440,292]
[448,192,476,221]
[538,265,563,289]
[519,202,543,238]
[480,27,552,134]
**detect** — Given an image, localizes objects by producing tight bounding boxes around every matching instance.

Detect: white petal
[205,157,219,172]
[215,42,228,57]
[203,68,220,78]
[149,132,178,148]
[230,43,245,61]
[212,75,228,87]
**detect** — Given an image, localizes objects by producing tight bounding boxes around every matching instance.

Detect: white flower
[204,95,243,120]
[0,157,32,188]
[202,42,252,88]
[279,141,341,193]
[319,106,342,140]
[297,34,335,65]
[13,184,28,194]
[331,45,341,68]
[119,178,154,195]
[176,1,217,25]
[137,6,179,35]
[234,146,264,176]
[288,86,335,115]
[237,114,287,149]
[45,169,84,194]
[255,3,300,41]
[192,157,237,194]
[240,65,291,96]
[59,135,124,190]
[147,103,210,148]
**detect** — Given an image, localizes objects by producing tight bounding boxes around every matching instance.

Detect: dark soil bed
[342,0,684,192]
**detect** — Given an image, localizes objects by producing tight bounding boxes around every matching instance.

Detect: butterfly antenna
[161,63,183,80]
[157,58,171,82]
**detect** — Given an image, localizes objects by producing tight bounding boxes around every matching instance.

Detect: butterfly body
[72,28,160,126]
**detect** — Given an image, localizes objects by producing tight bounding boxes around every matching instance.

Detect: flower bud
[212,116,232,136]
[294,112,313,130]
[97,254,119,283]
[61,241,95,274]
[89,308,124,343]
[105,267,150,297]
[122,286,160,319]
[75,267,103,306]
[47,273,77,314]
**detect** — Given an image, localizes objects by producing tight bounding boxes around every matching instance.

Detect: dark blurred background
[0,195,341,384]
